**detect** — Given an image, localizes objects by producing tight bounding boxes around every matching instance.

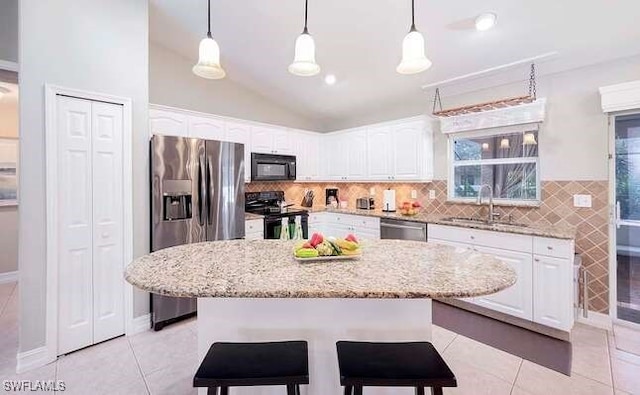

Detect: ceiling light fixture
[324,74,336,85]
[289,0,320,77]
[397,0,432,75]
[475,13,497,31]
[523,132,537,145]
[192,0,226,79]
[500,138,510,149]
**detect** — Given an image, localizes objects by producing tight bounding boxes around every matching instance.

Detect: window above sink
[447,125,541,206]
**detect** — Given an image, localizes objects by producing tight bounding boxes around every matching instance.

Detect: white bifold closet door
[56,96,125,355]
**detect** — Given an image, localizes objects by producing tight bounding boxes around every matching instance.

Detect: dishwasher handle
[380,222,426,232]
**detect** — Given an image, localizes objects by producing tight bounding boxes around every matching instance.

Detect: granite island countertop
[301,206,577,240]
[125,239,516,299]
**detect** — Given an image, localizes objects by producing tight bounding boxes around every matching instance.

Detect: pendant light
[288,0,320,77]
[192,0,226,79]
[397,0,432,75]
[523,132,538,145]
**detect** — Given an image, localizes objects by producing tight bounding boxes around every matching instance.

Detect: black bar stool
[336,341,457,395]
[193,341,309,395]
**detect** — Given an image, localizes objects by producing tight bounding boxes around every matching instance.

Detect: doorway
[613,114,640,325]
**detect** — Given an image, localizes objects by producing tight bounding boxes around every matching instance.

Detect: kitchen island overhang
[125,239,516,395]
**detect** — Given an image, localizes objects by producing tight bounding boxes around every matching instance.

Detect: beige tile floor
[1,281,639,395]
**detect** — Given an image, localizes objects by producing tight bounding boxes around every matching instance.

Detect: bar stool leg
[431,388,443,395]
[220,387,229,395]
[415,387,425,395]
[344,385,353,395]
[354,386,363,395]
[206,387,218,395]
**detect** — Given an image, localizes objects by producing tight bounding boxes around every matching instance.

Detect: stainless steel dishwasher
[380,218,427,241]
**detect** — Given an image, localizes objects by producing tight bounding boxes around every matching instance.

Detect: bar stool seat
[194,341,309,395]
[336,341,457,395]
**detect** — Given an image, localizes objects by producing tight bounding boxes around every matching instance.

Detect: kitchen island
[126,239,516,395]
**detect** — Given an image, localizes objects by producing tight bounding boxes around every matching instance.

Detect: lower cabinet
[245,219,264,240]
[533,254,574,331]
[428,224,575,332]
[472,246,533,321]
[310,212,380,240]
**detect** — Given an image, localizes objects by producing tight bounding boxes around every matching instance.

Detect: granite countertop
[304,206,577,240]
[125,239,516,299]
[245,212,264,220]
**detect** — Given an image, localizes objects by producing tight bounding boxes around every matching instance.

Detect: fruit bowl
[399,200,422,216]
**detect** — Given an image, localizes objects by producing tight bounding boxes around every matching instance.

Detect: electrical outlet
[573,194,592,208]
[411,190,417,199]
[429,190,436,199]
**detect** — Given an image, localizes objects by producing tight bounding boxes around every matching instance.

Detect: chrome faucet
[476,184,497,224]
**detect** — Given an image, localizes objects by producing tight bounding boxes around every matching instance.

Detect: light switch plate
[411,190,417,199]
[429,190,436,199]
[573,194,592,208]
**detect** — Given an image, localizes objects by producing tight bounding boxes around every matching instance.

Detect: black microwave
[251,153,297,181]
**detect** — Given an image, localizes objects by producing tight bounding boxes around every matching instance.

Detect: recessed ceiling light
[475,13,497,31]
[324,74,337,85]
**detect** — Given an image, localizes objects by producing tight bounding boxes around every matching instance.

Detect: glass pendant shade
[397,29,432,75]
[500,138,510,149]
[193,36,226,79]
[523,132,538,145]
[288,32,320,76]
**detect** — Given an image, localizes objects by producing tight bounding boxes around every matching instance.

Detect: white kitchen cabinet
[319,213,380,240]
[251,125,294,155]
[392,120,425,180]
[473,246,533,321]
[367,126,394,180]
[188,115,225,140]
[225,121,252,183]
[295,132,321,181]
[347,129,368,180]
[532,237,574,331]
[326,133,350,181]
[245,219,264,240]
[428,224,574,331]
[149,108,188,137]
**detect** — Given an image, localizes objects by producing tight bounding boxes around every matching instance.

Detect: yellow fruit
[341,248,361,256]
[336,239,358,251]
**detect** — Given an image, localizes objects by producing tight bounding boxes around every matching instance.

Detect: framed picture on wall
[0,138,18,206]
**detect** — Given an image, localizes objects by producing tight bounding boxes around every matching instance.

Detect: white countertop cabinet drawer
[533,237,574,259]
[428,224,532,253]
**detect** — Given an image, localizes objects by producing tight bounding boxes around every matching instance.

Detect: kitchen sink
[441,216,530,228]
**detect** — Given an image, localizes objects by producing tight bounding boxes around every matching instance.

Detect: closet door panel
[91,102,125,343]
[57,96,94,355]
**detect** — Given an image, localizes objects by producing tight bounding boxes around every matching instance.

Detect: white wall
[330,55,640,181]
[150,42,318,131]
[19,0,148,352]
[0,0,18,63]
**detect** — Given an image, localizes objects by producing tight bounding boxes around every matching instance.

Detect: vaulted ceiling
[150,0,640,125]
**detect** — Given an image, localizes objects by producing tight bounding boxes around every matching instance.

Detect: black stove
[245,191,309,217]
[245,191,309,239]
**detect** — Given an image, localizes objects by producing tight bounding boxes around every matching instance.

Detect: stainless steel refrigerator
[150,135,245,330]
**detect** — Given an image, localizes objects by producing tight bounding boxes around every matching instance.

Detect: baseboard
[576,310,612,330]
[0,271,18,284]
[127,314,151,336]
[16,346,55,374]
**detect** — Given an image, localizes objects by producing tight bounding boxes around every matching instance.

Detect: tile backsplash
[246,180,610,313]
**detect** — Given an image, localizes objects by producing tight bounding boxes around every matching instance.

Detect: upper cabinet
[251,125,295,155]
[367,125,394,180]
[188,115,225,140]
[149,106,434,183]
[295,131,321,181]
[149,109,188,137]
[225,121,252,183]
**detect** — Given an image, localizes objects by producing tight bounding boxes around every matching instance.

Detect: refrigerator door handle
[198,154,207,226]
[207,155,215,225]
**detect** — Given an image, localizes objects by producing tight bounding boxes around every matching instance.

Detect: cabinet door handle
[534,258,540,262]
[470,235,475,240]
[547,246,553,250]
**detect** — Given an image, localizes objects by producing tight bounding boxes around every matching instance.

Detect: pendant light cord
[410,0,416,31]
[207,0,212,38]
[303,0,309,34]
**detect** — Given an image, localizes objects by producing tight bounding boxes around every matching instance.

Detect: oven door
[251,153,296,181]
